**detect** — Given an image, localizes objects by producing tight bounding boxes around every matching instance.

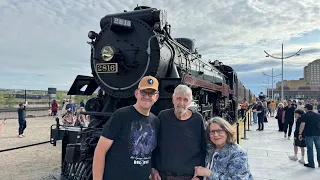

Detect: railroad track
[0,107,49,113]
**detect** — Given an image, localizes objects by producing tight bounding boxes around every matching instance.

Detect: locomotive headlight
[101,46,114,61]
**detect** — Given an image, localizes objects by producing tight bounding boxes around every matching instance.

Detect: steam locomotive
[50,6,255,179]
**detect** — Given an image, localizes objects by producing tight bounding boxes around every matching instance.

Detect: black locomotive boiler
[50,6,254,180]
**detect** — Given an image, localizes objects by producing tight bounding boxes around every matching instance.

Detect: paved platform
[241,116,320,180]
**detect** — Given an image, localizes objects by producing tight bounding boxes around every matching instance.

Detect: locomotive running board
[67,75,99,95]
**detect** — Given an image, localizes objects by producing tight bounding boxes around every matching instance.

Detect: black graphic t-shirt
[101,105,160,180]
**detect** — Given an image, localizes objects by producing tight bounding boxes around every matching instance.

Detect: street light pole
[281,44,284,102]
[272,68,274,100]
[264,43,302,102]
[262,68,281,100]
[262,80,269,98]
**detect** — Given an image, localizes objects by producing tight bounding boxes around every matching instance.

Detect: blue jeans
[252,112,258,123]
[305,136,320,167]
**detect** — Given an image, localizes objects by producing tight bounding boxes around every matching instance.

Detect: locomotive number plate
[96,63,118,73]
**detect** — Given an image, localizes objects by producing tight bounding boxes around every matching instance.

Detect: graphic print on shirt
[129,120,156,166]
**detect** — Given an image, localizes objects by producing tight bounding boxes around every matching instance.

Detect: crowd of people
[10,77,320,178]
[247,98,320,169]
[52,99,89,127]
[14,99,89,138]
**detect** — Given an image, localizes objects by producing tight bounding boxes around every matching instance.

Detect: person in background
[51,100,59,116]
[75,107,88,127]
[17,103,27,138]
[193,117,253,180]
[66,100,76,115]
[317,100,320,113]
[297,101,304,110]
[292,100,298,109]
[48,108,52,116]
[298,104,320,168]
[267,101,271,116]
[283,100,295,140]
[288,109,306,164]
[251,102,258,124]
[240,99,248,119]
[275,103,284,132]
[256,101,265,131]
[0,118,7,133]
[61,99,69,115]
[270,100,276,117]
[62,108,74,126]
[263,101,268,122]
[80,100,85,108]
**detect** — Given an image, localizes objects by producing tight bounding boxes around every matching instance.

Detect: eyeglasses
[139,89,159,97]
[208,129,225,135]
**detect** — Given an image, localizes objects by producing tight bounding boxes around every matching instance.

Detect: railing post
[247,110,252,131]
[241,111,249,140]
[236,122,240,144]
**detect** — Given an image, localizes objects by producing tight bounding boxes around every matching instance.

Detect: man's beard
[176,107,187,115]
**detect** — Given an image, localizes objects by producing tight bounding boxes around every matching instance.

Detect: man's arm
[299,122,305,135]
[92,111,123,180]
[298,122,305,141]
[92,136,114,180]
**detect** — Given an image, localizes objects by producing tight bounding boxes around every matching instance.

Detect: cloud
[0,0,319,95]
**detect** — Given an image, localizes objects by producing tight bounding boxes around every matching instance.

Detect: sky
[0,0,319,96]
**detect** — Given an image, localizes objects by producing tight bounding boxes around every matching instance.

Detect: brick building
[304,59,320,86]
[269,87,320,100]
[275,78,306,89]
[268,59,320,100]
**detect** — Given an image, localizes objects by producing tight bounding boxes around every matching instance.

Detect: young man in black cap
[298,104,320,168]
[288,109,306,164]
[92,76,160,180]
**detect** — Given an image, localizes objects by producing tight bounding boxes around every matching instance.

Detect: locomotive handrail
[166,38,225,79]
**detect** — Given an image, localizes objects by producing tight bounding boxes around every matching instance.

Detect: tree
[56,91,66,101]
[0,92,5,107]
[5,94,16,108]
[73,94,97,104]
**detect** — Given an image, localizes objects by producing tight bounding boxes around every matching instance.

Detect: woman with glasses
[193,117,253,180]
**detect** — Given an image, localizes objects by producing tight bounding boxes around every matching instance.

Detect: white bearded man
[151,84,206,180]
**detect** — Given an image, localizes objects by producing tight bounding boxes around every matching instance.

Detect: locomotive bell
[88,31,97,40]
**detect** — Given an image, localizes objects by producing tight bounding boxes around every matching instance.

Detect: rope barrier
[0,141,50,153]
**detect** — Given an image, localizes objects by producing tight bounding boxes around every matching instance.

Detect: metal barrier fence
[235,109,252,144]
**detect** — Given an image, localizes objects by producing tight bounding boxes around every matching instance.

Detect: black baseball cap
[295,109,305,115]
[304,104,313,110]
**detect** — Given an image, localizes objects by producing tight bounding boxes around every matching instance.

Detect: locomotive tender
[50,6,254,179]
